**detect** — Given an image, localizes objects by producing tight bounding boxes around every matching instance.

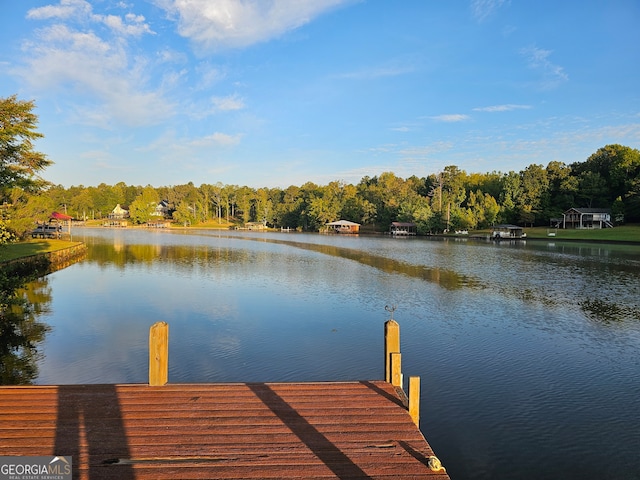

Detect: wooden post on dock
[409,376,420,426]
[149,322,168,386]
[391,352,402,387]
[385,320,400,383]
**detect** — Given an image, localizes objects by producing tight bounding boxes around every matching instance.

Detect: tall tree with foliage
[128,186,160,224]
[0,95,52,241]
[544,161,577,219]
[0,95,51,196]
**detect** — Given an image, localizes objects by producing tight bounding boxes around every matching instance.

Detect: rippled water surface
[29,229,640,480]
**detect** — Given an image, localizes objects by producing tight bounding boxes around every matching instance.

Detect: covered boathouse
[326,220,361,233]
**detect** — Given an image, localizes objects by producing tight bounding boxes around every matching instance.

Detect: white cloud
[473,104,532,112]
[15,24,170,127]
[156,0,350,52]
[520,45,568,88]
[211,94,245,112]
[27,0,91,20]
[186,94,245,120]
[96,13,154,37]
[194,62,227,90]
[471,0,509,22]
[430,114,470,122]
[28,0,154,37]
[157,48,188,64]
[17,2,168,127]
[189,132,243,147]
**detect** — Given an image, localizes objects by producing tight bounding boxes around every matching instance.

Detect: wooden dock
[0,322,449,479]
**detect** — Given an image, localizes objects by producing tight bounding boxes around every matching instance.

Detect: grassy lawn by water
[0,239,83,262]
[524,224,640,242]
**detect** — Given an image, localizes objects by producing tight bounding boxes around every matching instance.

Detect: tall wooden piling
[384,319,400,383]
[409,376,420,426]
[149,321,168,386]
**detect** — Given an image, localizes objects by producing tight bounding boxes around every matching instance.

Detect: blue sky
[1,0,639,189]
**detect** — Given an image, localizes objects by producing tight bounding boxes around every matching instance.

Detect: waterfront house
[109,204,129,219]
[562,208,613,229]
[153,200,171,218]
[326,220,361,233]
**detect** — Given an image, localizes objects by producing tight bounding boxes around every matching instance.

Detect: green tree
[499,171,522,224]
[611,196,625,224]
[574,145,640,203]
[0,95,52,197]
[398,195,432,233]
[545,161,576,218]
[128,186,159,224]
[441,165,467,209]
[92,183,121,218]
[254,187,275,226]
[466,189,499,229]
[172,200,196,226]
[274,185,302,228]
[576,171,607,208]
[235,186,255,224]
[520,164,549,225]
[8,191,54,235]
[1,96,52,239]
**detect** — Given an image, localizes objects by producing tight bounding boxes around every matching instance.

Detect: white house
[108,204,129,219]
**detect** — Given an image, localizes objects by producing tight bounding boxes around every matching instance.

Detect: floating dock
[0,322,449,479]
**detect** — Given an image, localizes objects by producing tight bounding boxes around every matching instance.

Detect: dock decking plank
[0,381,449,479]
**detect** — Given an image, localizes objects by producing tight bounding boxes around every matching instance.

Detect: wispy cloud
[430,114,470,123]
[211,94,245,112]
[189,132,243,147]
[28,0,154,37]
[15,24,169,127]
[473,104,532,112]
[155,0,351,52]
[186,94,245,120]
[15,1,172,127]
[520,45,568,89]
[334,63,416,80]
[27,0,91,21]
[471,0,509,22]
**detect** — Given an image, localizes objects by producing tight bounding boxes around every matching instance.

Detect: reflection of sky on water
[31,228,640,480]
[37,233,392,384]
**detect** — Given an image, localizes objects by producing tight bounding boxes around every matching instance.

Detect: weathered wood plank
[0,381,449,479]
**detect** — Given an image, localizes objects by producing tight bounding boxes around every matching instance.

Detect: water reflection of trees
[0,267,52,385]
[84,237,480,290]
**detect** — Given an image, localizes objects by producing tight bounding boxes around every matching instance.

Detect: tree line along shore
[9,143,640,238]
[2,95,639,241]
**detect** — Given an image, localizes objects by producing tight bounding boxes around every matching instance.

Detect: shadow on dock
[248,383,371,479]
[54,385,135,479]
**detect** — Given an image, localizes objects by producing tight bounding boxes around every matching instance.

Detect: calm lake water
[24,228,640,480]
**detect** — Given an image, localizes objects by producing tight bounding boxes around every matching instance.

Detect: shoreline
[81,223,640,246]
[0,241,87,273]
